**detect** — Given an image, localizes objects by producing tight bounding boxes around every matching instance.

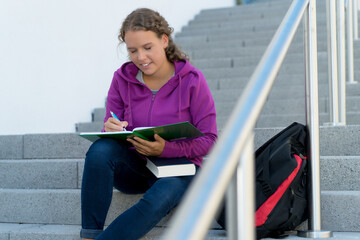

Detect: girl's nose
[137,50,146,61]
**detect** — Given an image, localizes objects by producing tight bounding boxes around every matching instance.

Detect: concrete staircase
[1,0,360,239]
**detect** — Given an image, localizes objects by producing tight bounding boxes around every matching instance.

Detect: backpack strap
[257,146,273,198]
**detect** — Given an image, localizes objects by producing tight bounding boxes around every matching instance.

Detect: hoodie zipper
[147,93,156,126]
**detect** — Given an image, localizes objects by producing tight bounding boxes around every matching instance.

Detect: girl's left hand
[127,134,165,156]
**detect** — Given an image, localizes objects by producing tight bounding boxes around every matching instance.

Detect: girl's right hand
[104,117,128,132]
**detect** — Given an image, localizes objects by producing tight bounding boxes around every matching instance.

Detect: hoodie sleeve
[102,71,124,132]
[159,70,217,160]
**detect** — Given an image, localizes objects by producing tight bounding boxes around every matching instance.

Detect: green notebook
[79,121,204,143]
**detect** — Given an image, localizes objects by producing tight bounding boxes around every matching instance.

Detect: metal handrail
[327,0,359,126]
[353,0,358,39]
[347,0,357,84]
[337,0,347,124]
[161,0,330,239]
[326,0,342,125]
[325,0,360,125]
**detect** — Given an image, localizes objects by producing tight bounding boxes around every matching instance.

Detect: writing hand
[127,134,165,156]
[104,117,128,132]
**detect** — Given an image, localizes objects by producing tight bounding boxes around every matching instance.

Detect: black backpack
[216,122,309,239]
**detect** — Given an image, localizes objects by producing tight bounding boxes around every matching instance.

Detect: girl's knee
[85,138,122,167]
[146,177,193,209]
[87,138,119,155]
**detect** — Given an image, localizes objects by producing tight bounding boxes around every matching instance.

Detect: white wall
[0,0,234,135]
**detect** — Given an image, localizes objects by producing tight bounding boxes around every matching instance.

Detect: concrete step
[1,122,358,161]
[185,40,329,61]
[320,156,360,191]
[321,191,360,231]
[177,36,360,58]
[253,125,360,157]
[186,7,329,25]
[191,10,291,24]
[215,96,360,117]
[178,18,360,47]
[188,4,336,27]
[190,48,328,63]
[204,69,311,83]
[175,26,332,49]
[177,19,330,39]
[0,223,82,240]
[177,25,358,53]
[2,155,359,191]
[194,1,292,19]
[266,82,360,99]
[1,222,360,240]
[1,188,359,231]
[92,107,106,122]
[199,0,326,12]
[211,84,360,102]
[187,44,360,60]
[264,231,360,240]
[0,189,138,226]
[252,112,360,128]
[189,1,328,24]
[184,12,332,31]
[180,17,330,38]
[175,22,330,42]
[190,48,360,70]
[0,159,83,189]
[181,39,328,54]
[204,65,360,90]
[0,133,90,160]
[205,73,360,93]
[0,223,227,240]
[183,7,341,31]
[75,121,102,132]
[189,5,332,26]
[182,20,284,37]
[204,70,360,85]
[76,121,103,133]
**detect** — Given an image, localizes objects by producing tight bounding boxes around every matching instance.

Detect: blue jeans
[80,138,197,240]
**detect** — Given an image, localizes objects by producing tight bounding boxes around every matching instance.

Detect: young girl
[80,8,217,240]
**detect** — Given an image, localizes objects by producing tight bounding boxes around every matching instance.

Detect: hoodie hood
[112,59,199,128]
[117,59,195,85]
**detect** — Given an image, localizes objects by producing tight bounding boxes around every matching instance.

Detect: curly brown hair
[118,8,189,62]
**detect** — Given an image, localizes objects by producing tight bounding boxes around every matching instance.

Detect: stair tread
[0,223,228,240]
[2,223,360,239]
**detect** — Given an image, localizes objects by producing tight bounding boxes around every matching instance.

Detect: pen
[110,111,127,131]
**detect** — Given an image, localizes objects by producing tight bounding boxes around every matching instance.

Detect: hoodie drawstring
[127,81,133,127]
[178,75,182,122]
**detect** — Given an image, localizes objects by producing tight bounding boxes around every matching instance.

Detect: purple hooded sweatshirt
[104,59,217,166]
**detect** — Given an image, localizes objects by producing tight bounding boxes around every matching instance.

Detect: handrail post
[337,0,347,124]
[325,0,342,126]
[346,0,358,84]
[226,133,255,240]
[353,0,358,39]
[298,0,333,238]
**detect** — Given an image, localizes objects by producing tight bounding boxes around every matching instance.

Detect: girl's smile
[124,30,172,80]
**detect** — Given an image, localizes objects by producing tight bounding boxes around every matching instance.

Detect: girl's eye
[145,47,151,51]
[130,50,137,54]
